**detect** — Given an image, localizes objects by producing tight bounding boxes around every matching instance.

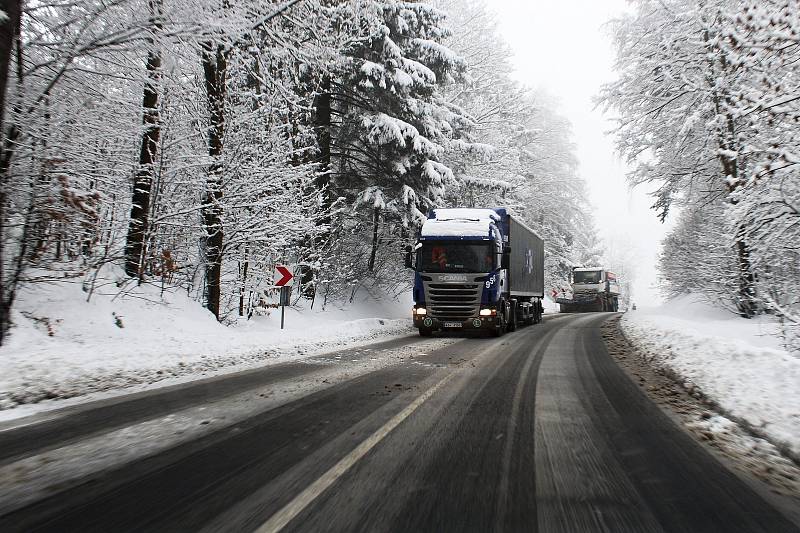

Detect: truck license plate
[442,321,462,328]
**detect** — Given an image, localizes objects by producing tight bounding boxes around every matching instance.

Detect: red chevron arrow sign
[275,265,293,287]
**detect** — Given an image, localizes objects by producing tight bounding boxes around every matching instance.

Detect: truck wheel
[419,327,433,337]
[491,322,503,337]
[507,305,517,332]
[491,313,505,337]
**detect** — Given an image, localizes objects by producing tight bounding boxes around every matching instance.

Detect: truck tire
[507,303,517,332]
[491,305,506,337]
[491,319,504,337]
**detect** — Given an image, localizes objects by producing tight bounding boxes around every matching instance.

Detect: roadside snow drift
[621,295,800,457]
[0,276,413,415]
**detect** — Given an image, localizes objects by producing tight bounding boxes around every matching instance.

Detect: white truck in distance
[556,267,621,312]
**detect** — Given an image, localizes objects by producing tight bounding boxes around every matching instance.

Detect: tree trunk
[728,183,756,318]
[239,246,249,317]
[705,25,756,318]
[201,41,227,320]
[313,75,331,202]
[368,206,380,272]
[124,0,163,278]
[0,0,22,343]
[715,116,756,317]
[0,0,19,133]
[298,76,333,294]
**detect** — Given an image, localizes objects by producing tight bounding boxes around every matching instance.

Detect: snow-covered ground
[0,272,414,418]
[621,295,800,458]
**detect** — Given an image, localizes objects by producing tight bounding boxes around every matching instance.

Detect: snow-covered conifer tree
[324,1,468,275]
[434,0,601,292]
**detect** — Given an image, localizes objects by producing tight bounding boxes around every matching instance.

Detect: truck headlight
[479,308,496,316]
[414,307,427,316]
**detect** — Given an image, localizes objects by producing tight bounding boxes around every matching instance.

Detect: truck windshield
[574,271,602,284]
[418,242,494,273]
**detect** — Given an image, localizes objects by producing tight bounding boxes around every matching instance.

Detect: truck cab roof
[420,208,502,240]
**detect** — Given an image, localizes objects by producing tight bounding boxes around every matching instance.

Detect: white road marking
[255,371,456,533]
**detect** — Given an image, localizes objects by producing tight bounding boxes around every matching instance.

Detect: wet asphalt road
[1,313,798,532]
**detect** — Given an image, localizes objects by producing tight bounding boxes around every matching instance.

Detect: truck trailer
[404,208,544,337]
[556,267,620,312]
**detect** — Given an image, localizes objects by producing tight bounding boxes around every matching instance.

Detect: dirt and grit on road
[602,315,800,508]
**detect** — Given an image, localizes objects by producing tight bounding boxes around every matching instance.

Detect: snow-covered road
[0,335,458,516]
[1,313,797,533]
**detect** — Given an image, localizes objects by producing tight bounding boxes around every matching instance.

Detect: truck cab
[560,267,620,312]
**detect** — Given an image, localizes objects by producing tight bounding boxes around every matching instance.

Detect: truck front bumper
[413,315,498,331]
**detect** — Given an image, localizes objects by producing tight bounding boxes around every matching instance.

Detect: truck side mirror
[501,251,510,270]
[404,245,414,269]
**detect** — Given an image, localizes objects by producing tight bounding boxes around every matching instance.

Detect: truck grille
[424,282,482,319]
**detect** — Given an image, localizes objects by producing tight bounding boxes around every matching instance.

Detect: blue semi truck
[404,208,544,337]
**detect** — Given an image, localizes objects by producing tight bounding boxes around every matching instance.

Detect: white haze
[486,0,674,305]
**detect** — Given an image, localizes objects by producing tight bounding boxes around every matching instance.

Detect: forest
[2,0,797,352]
[600,0,800,350]
[0,0,601,345]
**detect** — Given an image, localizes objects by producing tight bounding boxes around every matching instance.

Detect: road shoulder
[602,315,800,524]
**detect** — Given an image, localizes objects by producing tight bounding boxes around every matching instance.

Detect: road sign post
[280,286,291,329]
[275,265,293,330]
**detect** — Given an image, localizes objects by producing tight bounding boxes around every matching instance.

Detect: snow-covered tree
[599,0,759,316]
[304,0,471,303]
[602,0,800,349]
[721,0,800,341]
[0,0,610,345]
[331,1,468,226]
[0,0,336,333]
[434,0,600,292]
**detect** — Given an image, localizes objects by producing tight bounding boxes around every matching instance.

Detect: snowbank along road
[0,313,798,532]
